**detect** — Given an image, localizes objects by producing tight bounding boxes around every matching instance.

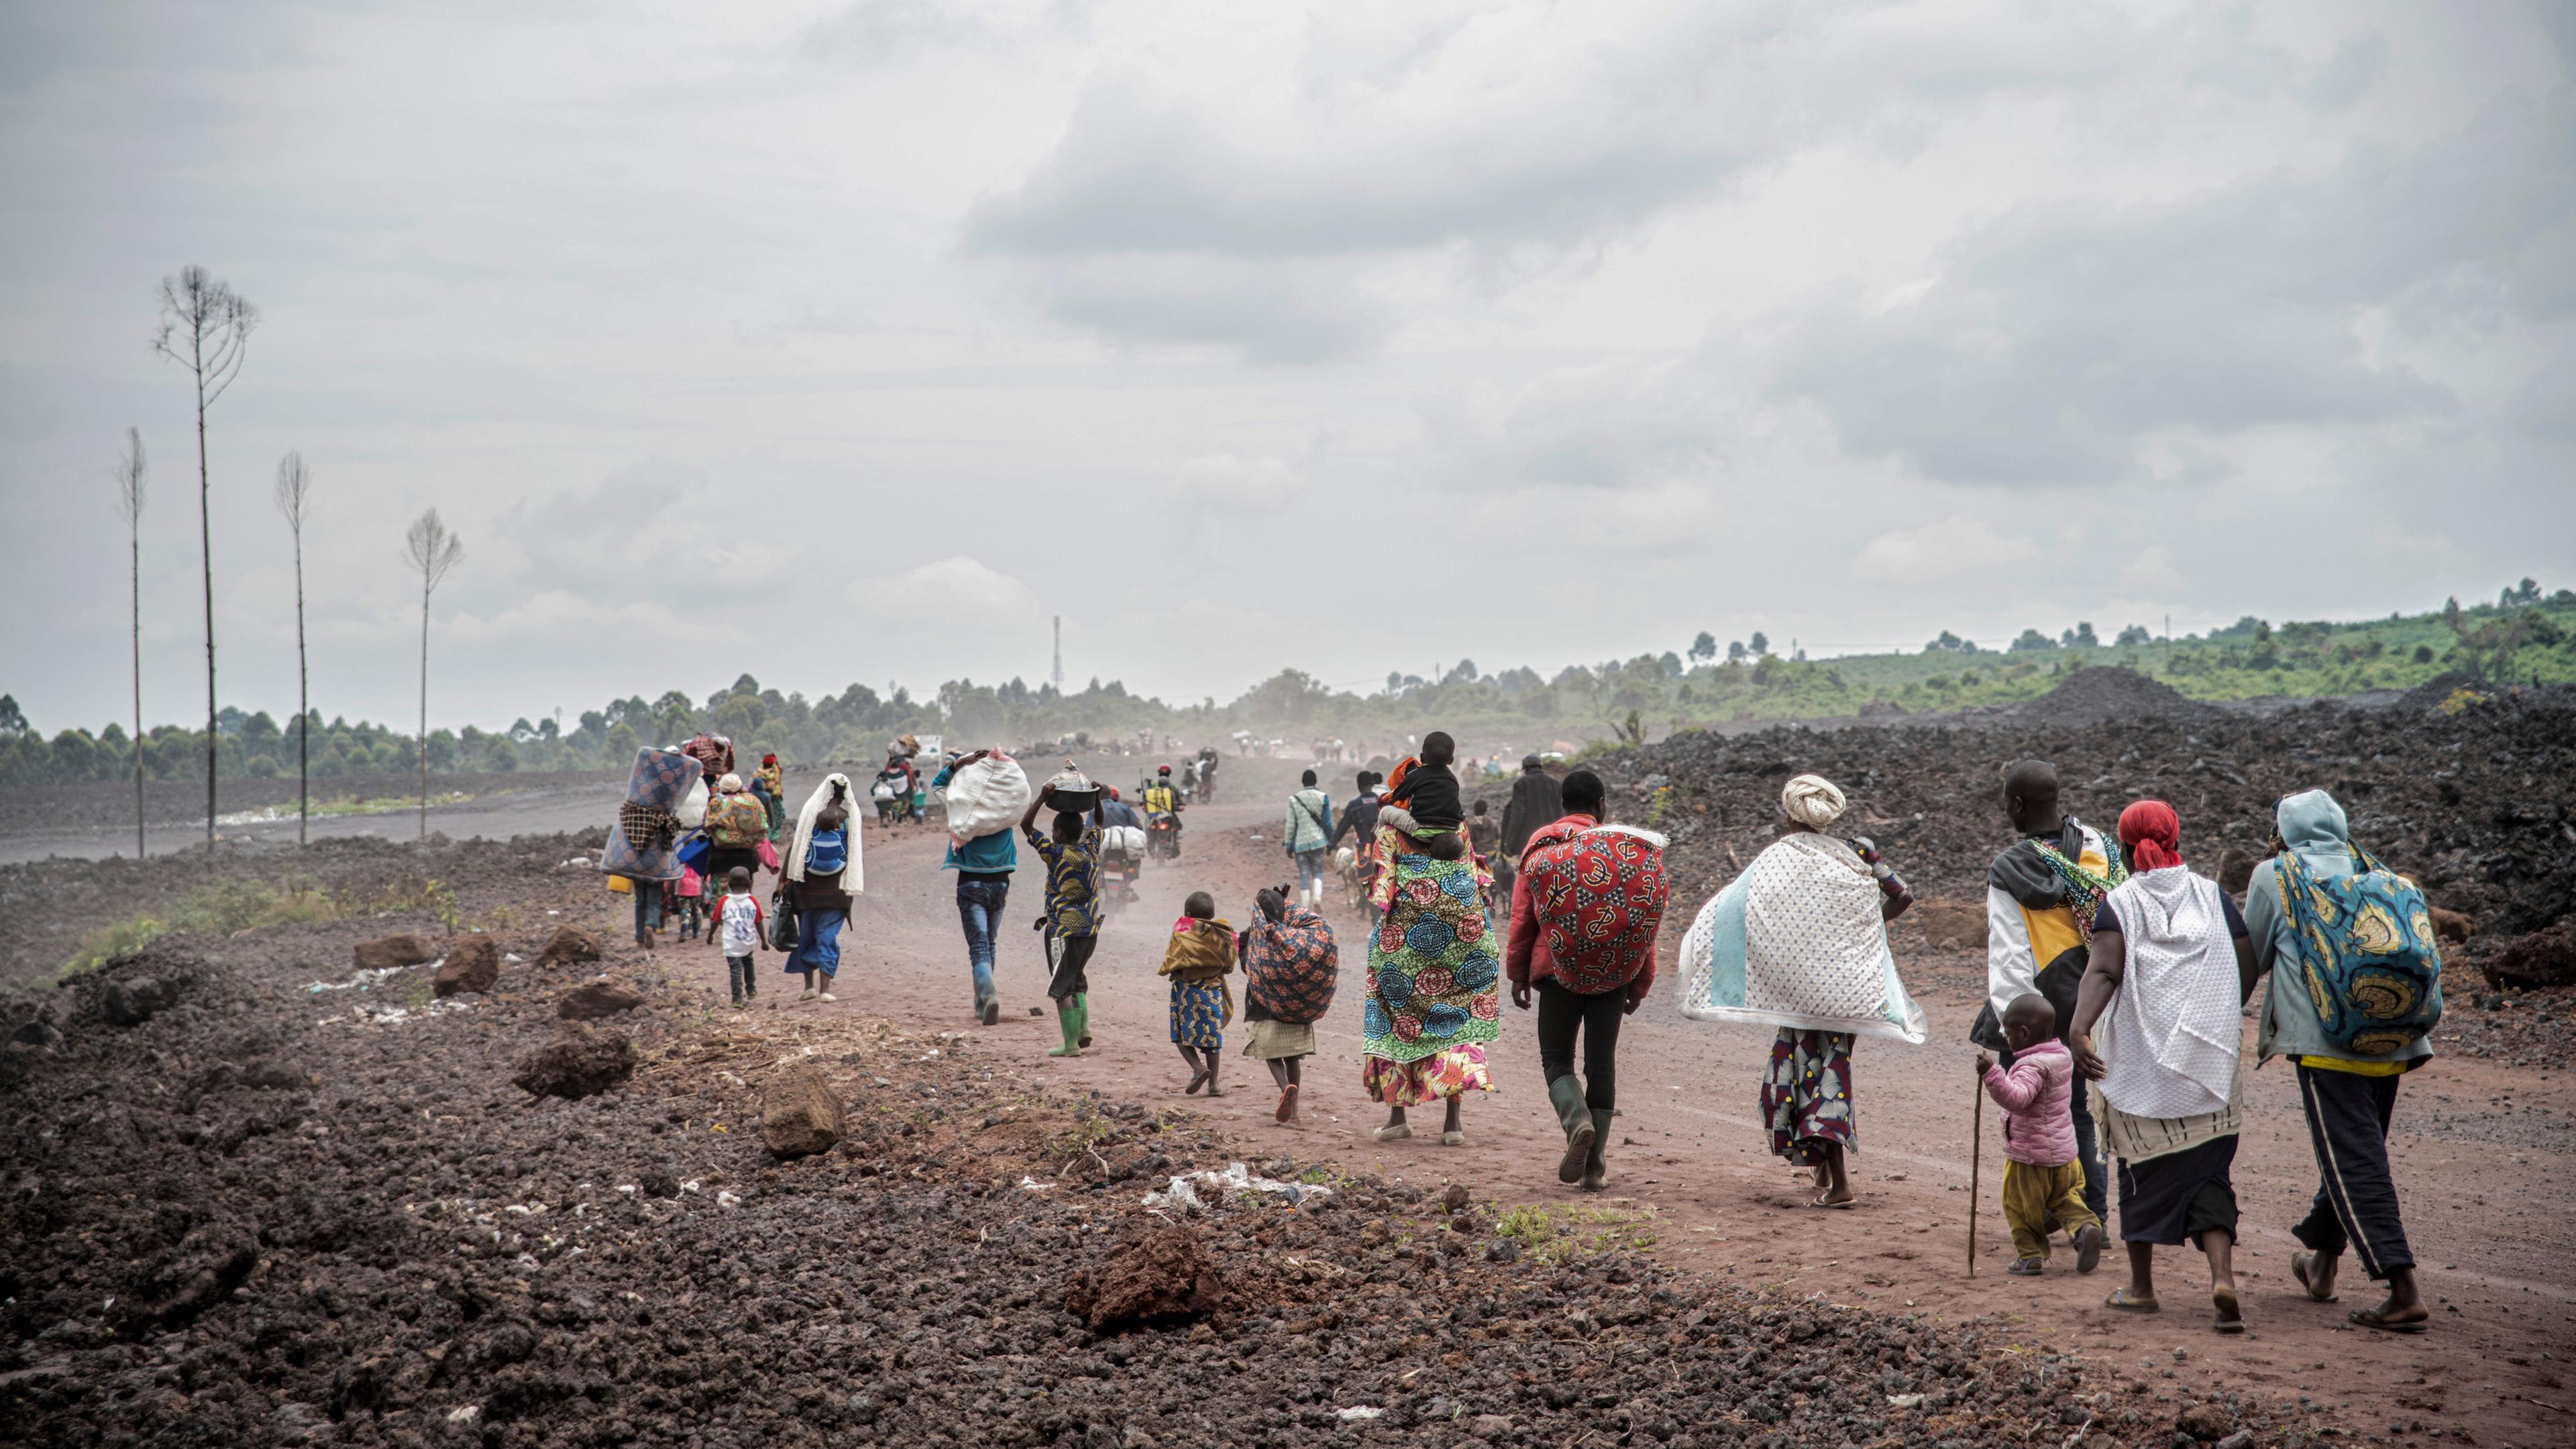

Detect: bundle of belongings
[603,747,704,883]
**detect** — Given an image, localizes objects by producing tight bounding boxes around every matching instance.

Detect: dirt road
[615,757,2576,1448]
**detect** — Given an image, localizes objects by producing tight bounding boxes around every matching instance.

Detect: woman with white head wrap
[1674,773,1921,1208]
[780,774,864,1002]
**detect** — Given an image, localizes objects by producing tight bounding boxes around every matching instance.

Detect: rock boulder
[1064,1225,1222,1330]
[557,977,646,1021]
[103,976,175,1027]
[1911,900,1986,952]
[534,926,602,970]
[761,1067,845,1158]
[432,938,501,998]
[353,934,433,971]
[510,1025,635,1100]
[2482,920,2576,990]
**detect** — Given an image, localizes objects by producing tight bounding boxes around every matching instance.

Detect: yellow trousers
[2000,1158,2100,1259]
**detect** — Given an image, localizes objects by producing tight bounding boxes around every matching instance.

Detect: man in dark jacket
[1498,755,1564,870]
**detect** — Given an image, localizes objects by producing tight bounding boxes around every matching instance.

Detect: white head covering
[1780,774,1847,828]
[716,772,744,794]
[786,773,864,895]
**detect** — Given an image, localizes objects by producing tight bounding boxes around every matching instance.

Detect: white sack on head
[1780,774,1847,828]
[787,773,864,896]
[943,751,1032,845]
[1677,832,1925,1042]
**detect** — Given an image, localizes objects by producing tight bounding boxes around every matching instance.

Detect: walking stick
[1967,1067,1983,1279]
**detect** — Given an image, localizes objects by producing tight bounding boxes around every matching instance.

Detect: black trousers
[1044,932,1096,1003]
[2292,1064,2415,1279]
[1535,979,1625,1112]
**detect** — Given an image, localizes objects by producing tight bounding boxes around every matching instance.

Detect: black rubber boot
[1549,1076,1594,1185]
[1580,1108,1613,1192]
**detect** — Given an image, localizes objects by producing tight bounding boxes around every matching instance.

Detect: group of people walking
[606,731,2440,1339]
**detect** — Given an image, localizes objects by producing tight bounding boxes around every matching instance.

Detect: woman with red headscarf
[2069,800,2261,1334]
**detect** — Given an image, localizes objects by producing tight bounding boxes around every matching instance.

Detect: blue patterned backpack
[2277,845,2443,1055]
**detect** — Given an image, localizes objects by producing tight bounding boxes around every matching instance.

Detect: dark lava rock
[761,1066,846,1157]
[103,975,175,1026]
[352,934,433,971]
[2484,920,2576,989]
[510,1024,635,1100]
[556,976,646,1020]
[533,924,603,970]
[12,1017,64,1048]
[432,936,502,997]
[1065,1225,1222,1330]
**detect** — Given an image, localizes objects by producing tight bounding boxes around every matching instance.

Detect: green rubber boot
[1048,1002,1083,1058]
[1550,1075,1594,1185]
[1074,992,1092,1049]
[1580,1108,1614,1192]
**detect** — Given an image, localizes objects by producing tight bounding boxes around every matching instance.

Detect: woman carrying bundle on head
[1676,774,1921,1209]
[2069,800,2260,1334]
[780,773,863,1004]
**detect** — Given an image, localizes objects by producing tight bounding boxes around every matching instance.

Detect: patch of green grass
[59,871,460,977]
[1493,1201,1660,1265]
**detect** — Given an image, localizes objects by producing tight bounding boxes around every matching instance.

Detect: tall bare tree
[274,451,313,846]
[113,427,148,859]
[152,266,257,850]
[401,508,466,841]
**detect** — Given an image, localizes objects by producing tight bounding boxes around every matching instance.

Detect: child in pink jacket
[1978,994,2104,1276]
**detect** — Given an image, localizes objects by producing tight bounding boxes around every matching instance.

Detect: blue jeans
[955,875,1010,1006]
[2069,1081,2108,1224]
[796,908,846,980]
[1295,849,1328,891]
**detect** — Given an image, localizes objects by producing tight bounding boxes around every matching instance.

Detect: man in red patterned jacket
[1505,769,1668,1193]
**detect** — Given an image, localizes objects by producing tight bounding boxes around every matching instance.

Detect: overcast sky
[3,1,2571,735]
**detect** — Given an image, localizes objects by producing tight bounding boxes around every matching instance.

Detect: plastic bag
[756,838,781,873]
[676,776,709,829]
[943,751,1031,845]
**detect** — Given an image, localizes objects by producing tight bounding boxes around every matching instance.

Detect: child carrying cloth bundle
[1240,885,1339,1123]
[1161,893,1237,1095]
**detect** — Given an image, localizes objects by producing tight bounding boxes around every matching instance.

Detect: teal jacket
[930,763,1017,874]
[2247,789,2432,1071]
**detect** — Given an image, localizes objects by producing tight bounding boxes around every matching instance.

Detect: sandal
[1275,1084,1299,1124]
[2008,1257,2046,1277]
[1809,1190,1856,1210]
[2291,1251,2340,1303]
[2349,1306,2429,1334]
[1184,1068,1210,1095]
[2074,1223,2104,1276]
[2103,1287,2160,1313]
[2212,1287,2246,1334]
[1373,1122,1411,1142]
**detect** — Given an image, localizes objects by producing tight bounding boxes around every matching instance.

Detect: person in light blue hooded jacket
[2245,789,2430,1334]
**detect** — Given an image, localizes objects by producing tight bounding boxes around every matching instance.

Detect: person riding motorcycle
[1141,765,1183,857]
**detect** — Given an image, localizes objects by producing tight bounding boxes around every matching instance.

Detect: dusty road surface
[6,749,2569,1447]
[679,758,2574,1448]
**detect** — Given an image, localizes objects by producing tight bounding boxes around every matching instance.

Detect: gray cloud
[1768,89,2575,489]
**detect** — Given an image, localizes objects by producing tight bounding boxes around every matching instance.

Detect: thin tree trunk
[418,582,430,842]
[131,521,144,859]
[294,525,307,846]
[195,332,216,849]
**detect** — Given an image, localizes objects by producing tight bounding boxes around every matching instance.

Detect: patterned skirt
[1762,1028,1856,1166]
[1169,979,1227,1050]
[1362,1044,1493,1106]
